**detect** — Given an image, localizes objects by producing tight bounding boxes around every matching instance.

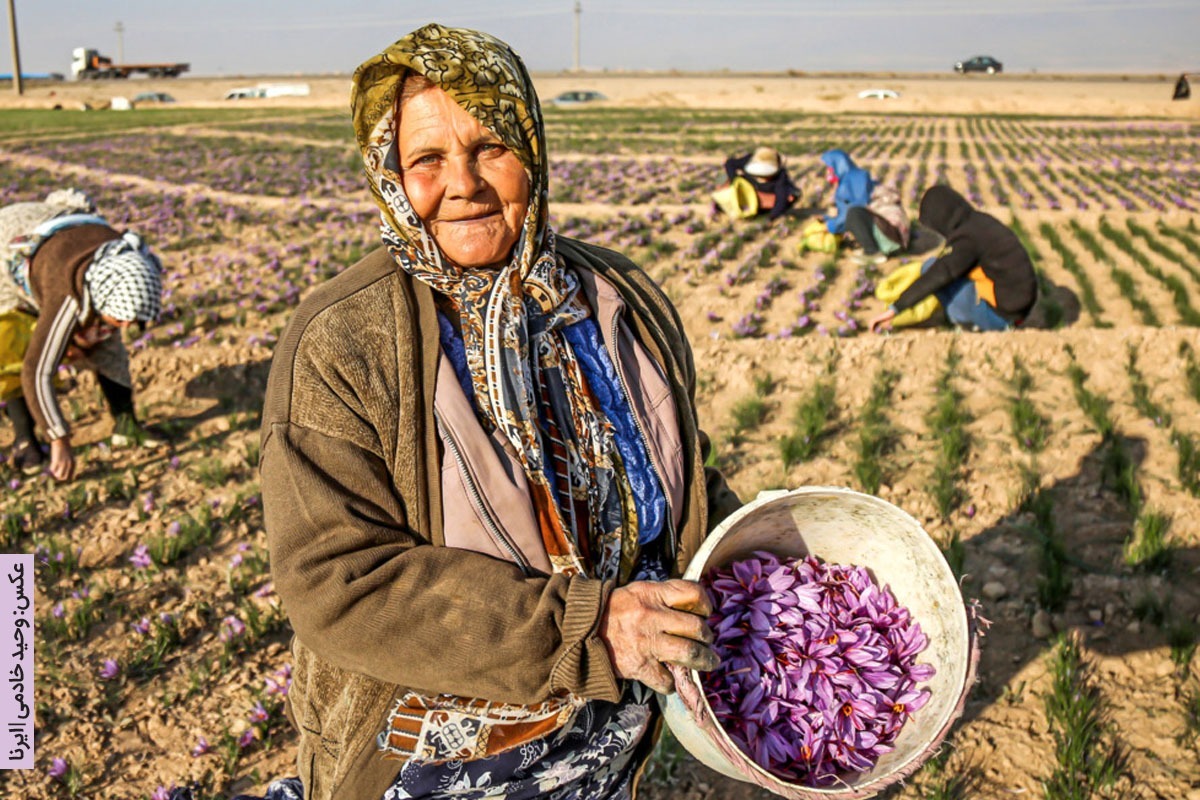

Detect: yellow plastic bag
[0,310,35,400]
[711,177,759,220]
[798,218,842,254]
[875,261,940,327]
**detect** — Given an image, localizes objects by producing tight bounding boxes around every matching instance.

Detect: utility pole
[572,1,581,72]
[6,0,21,95]
[114,20,125,64]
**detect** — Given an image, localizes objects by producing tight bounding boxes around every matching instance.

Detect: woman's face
[397,86,530,270]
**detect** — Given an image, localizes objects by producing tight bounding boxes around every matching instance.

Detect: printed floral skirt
[169,780,303,800]
[168,684,653,800]
[383,682,654,800]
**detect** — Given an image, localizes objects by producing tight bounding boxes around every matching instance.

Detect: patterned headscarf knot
[86,232,163,322]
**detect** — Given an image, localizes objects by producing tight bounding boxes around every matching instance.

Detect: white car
[224,87,263,100]
[857,88,900,100]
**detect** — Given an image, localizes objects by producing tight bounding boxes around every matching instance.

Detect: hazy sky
[4,0,1197,77]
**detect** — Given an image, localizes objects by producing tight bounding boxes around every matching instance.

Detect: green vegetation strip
[1130,219,1200,286]
[1100,219,1200,326]
[1069,220,1158,327]
[730,373,776,440]
[1155,219,1200,265]
[1009,214,1064,329]
[1042,634,1128,800]
[1009,356,1049,453]
[780,376,837,469]
[1038,222,1104,326]
[853,367,899,495]
[927,349,970,519]
[0,107,320,140]
[1026,486,1070,611]
[1183,341,1200,406]
[1067,347,1172,570]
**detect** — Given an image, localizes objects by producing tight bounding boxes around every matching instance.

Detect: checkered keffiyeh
[85,232,163,322]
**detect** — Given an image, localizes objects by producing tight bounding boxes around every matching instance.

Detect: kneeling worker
[869,185,1037,333]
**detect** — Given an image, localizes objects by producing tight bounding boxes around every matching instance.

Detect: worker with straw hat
[720,146,798,221]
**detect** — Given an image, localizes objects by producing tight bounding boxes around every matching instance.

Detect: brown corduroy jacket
[260,238,742,800]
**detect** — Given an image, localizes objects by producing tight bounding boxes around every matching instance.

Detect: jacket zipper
[438,417,531,573]
[609,313,678,557]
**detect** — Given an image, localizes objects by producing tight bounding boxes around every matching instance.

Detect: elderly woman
[257,23,741,800]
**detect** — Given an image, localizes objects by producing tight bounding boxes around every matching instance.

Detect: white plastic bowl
[660,487,977,799]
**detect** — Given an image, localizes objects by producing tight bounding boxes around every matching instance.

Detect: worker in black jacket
[723,147,798,221]
[869,185,1038,332]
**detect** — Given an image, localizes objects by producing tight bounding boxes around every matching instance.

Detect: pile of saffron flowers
[700,551,934,786]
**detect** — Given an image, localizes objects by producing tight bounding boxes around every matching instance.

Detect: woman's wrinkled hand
[598,579,719,695]
[869,308,897,333]
[49,437,75,482]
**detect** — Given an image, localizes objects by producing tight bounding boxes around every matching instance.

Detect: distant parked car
[550,90,607,107]
[224,87,263,100]
[955,56,1003,74]
[224,83,310,100]
[133,91,175,104]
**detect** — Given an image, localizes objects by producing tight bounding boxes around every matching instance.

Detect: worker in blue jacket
[821,149,875,235]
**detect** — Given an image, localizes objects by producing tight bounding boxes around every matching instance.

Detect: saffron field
[1,105,1198,799]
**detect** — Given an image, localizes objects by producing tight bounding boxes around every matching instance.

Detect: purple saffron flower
[882,687,931,734]
[248,701,270,723]
[152,786,171,800]
[266,664,292,697]
[129,544,153,570]
[700,552,935,785]
[191,736,210,757]
[237,728,256,749]
[133,617,152,636]
[48,757,68,780]
[220,615,246,642]
[100,658,121,680]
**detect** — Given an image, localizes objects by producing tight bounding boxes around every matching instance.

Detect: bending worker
[723,146,798,220]
[0,189,165,480]
[869,185,1038,332]
[820,148,874,235]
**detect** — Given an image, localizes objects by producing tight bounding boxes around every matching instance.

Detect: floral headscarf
[352,24,632,578]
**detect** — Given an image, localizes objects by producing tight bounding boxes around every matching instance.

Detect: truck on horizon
[71,47,189,80]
